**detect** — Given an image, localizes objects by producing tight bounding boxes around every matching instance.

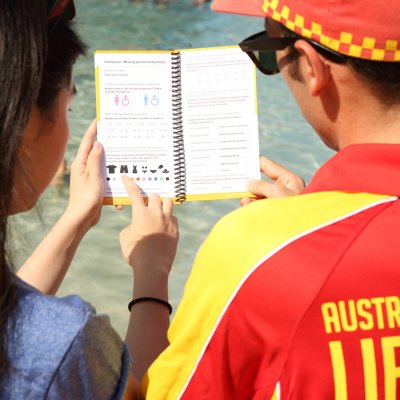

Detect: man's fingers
[247,179,276,198]
[121,176,145,213]
[247,178,293,198]
[259,156,292,181]
[259,156,306,193]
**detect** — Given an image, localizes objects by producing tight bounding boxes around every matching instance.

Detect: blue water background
[11,0,333,337]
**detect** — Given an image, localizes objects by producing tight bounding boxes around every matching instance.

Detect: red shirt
[145,144,400,399]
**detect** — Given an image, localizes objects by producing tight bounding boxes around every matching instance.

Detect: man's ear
[294,40,331,96]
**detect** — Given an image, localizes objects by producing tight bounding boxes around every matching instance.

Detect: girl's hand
[241,156,305,206]
[65,120,104,231]
[119,176,179,279]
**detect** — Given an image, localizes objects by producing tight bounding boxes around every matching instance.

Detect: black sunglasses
[239,30,347,75]
[47,0,76,22]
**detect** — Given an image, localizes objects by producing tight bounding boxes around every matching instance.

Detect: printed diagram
[144,94,159,106]
[107,165,117,174]
[105,163,170,181]
[122,95,130,106]
[150,165,169,174]
[113,94,130,106]
[158,164,169,173]
[113,94,159,107]
[151,95,159,106]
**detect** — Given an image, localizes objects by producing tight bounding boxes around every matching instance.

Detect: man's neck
[336,100,400,149]
[321,69,400,150]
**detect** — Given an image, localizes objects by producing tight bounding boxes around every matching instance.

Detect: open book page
[95,51,175,204]
[180,46,260,201]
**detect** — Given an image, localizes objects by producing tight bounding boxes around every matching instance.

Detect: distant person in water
[128,0,210,6]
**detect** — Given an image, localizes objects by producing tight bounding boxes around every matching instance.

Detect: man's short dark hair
[274,20,400,104]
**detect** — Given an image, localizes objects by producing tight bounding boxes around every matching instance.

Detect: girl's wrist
[133,270,169,300]
[131,261,171,280]
[62,206,93,236]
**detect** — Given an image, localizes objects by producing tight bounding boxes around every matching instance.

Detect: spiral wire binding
[171,51,187,203]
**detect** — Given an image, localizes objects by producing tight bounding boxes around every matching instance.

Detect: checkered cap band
[262,0,400,61]
[211,0,400,61]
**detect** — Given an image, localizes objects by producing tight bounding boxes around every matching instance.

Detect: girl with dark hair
[0,0,179,398]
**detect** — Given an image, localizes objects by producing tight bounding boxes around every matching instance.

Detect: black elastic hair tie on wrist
[128,297,173,315]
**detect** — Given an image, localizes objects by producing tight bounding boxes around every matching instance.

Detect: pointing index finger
[121,176,145,212]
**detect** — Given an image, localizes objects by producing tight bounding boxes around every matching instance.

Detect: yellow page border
[103,191,255,206]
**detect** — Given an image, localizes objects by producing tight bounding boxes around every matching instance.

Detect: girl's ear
[294,40,331,96]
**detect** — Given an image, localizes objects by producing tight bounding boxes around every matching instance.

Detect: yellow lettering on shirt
[361,338,378,400]
[329,336,400,400]
[386,296,400,329]
[321,296,400,333]
[338,300,358,332]
[321,302,341,334]
[370,297,385,329]
[357,299,374,330]
[382,336,400,398]
[329,341,348,400]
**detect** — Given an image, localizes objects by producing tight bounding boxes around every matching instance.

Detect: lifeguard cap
[211,0,400,62]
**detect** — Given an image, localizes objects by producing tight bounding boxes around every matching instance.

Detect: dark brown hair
[0,0,86,372]
[271,19,400,103]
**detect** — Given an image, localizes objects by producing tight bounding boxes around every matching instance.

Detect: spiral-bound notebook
[95,46,260,204]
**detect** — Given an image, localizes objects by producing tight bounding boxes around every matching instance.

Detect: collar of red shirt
[303,143,400,196]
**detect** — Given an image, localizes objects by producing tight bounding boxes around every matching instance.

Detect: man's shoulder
[197,190,394,268]
[214,191,392,234]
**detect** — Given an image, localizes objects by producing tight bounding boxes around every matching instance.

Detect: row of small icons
[107,176,170,182]
[113,94,159,107]
[106,164,169,175]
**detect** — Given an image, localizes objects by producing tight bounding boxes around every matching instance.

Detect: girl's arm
[17,120,104,295]
[119,176,179,384]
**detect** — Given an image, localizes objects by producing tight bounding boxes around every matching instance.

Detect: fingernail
[93,141,101,150]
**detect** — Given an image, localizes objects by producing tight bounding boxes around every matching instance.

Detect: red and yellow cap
[211,0,400,62]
